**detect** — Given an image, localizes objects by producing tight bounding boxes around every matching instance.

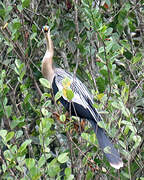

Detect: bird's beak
[42,25,50,33]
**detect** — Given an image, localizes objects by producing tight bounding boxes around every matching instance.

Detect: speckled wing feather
[55,68,102,122]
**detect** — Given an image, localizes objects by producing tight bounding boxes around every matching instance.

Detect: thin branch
[73,0,80,77]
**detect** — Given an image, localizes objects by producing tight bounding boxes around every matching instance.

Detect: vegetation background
[0,0,144,179]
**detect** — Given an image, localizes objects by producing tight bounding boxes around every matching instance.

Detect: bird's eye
[43,25,49,33]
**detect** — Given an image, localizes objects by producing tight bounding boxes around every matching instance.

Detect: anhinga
[42,25,123,169]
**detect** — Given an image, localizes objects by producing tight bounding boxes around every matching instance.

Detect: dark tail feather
[90,120,123,169]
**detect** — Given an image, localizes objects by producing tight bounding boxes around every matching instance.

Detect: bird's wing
[70,74,102,122]
[55,68,102,122]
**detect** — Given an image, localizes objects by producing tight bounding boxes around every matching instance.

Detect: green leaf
[0,9,5,19]
[60,114,66,122]
[121,105,130,117]
[17,5,23,12]
[65,167,71,177]
[22,0,30,8]
[2,163,7,173]
[18,139,32,153]
[105,28,113,36]
[39,117,53,134]
[104,146,111,154]
[29,167,41,179]
[81,132,89,141]
[121,120,137,133]
[132,52,142,64]
[48,159,60,177]
[121,84,129,104]
[11,116,25,129]
[15,59,21,70]
[38,155,46,168]
[66,88,74,101]
[41,107,49,116]
[112,100,130,117]
[5,105,12,117]
[30,32,37,41]
[15,130,23,139]
[12,21,21,30]
[4,150,13,161]
[97,121,106,129]
[32,24,37,33]
[1,69,6,78]
[6,131,14,142]
[132,135,141,149]
[25,158,35,170]
[39,78,51,88]
[20,70,26,81]
[57,152,69,163]
[119,140,126,149]
[81,132,97,145]
[0,130,7,139]
[66,175,74,180]
[96,77,106,92]
[59,40,65,48]
[55,90,62,101]
[106,41,113,53]
[86,170,93,180]
[98,47,104,53]
[38,153,51,168]
[43,100,51,108]
[40,93,51,101]
[63,166,73,179]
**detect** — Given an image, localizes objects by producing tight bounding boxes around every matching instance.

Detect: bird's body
[52,68,101,121]
[41,26,123,169]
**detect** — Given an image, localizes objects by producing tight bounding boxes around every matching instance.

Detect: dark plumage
[42,25,123,169]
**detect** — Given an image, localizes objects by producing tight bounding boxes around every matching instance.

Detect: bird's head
[42,25,53,54]
[42,25,50,34]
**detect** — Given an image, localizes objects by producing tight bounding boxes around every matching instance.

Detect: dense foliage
[0,0,144,179]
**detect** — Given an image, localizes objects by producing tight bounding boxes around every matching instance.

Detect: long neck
[42,31,54,84]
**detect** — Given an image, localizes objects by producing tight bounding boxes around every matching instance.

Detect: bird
[41,25,123,169]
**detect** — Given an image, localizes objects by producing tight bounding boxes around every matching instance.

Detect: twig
[86,56,98,91]
[131,79,144,96]
[73,0,80,77]
[66,131,75,174]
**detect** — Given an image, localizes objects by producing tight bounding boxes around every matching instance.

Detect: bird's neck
[42,31,55,85]
[42,50,55,84]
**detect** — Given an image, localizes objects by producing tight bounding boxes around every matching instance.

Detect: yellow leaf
[62,77,71,88]
[62,88,67,98]
[3,23,8,29]
[97,93,104,101]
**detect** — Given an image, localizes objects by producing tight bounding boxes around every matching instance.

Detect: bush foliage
[0,0,144,179]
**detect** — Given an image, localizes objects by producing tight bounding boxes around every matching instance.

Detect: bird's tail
[90,120,123,169]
